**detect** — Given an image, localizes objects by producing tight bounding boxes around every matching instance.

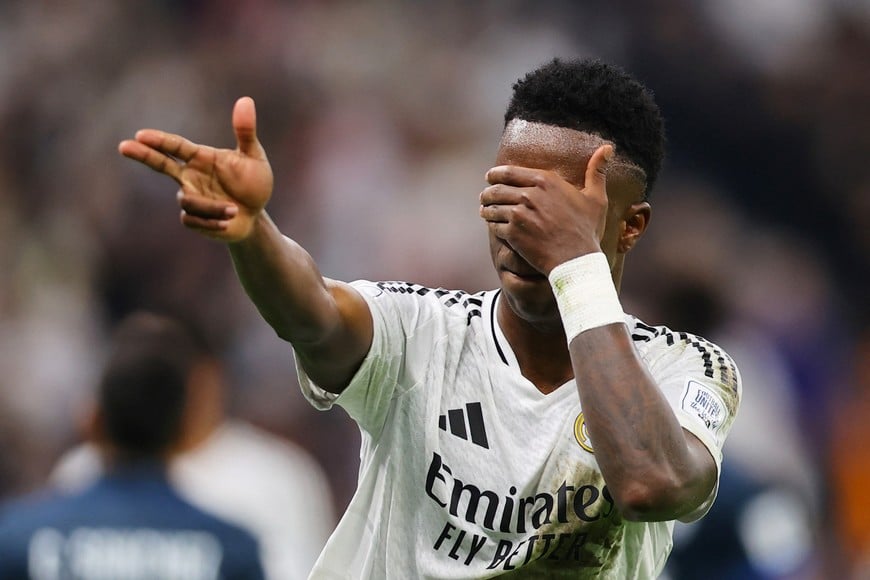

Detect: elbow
[610,471,700,522]
[611,483,665,522]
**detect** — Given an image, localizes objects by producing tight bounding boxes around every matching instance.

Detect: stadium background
[0,0,867,577]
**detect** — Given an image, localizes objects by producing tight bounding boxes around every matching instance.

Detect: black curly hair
[505,58,666,197]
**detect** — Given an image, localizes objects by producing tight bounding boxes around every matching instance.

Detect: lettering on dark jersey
[27,527,222,580]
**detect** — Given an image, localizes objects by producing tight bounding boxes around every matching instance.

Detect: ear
[618,201,651,254]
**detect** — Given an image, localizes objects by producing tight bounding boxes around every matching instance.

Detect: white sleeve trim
[676,411,722,523]
[294,286,386,411]
[294,355,341,411]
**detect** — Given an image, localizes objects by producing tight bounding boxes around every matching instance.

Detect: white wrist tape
[548,253,625,344]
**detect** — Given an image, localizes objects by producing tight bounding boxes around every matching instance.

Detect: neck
[100,448,171,471]
[176,362,225,452]
[609,254,625,293]
[497,299,574,395]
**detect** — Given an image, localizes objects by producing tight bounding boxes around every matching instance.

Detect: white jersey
[297,282,741,579]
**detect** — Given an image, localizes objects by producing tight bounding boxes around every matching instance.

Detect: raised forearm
[228,212,340,345]
[569,324,713,521]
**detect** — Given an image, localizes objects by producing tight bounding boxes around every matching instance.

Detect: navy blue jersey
[0,463,265,580]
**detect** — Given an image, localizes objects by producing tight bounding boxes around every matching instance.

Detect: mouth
[503,267,546,282]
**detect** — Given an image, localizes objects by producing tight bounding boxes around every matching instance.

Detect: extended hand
[118,97,274,242]
[479,144,612,275]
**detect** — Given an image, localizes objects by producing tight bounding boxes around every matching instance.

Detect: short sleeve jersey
[297,282,741,579]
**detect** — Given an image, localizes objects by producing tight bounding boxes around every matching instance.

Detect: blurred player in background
[0,312,265,580]
[50,313,334,580]
[119,58,742,578]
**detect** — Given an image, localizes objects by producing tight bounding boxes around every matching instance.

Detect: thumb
[232,96,264,159]
[584,144,614,193]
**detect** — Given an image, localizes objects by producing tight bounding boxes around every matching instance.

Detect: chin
[500,281,560,325]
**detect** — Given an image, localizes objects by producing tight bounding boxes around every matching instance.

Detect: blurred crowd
[0,0,867,578]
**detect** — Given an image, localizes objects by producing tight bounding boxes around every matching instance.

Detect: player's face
[488,120,646,326]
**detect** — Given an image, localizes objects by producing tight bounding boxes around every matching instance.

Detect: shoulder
[0,488,79,539]
[50,442,103,492]
[355,280,489,327]
[627,316,740,395]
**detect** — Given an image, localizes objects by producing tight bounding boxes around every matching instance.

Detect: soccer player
[118,58,741,578]
[0,313,266,580]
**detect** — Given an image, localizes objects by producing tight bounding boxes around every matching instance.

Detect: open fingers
[134,130,200,163]
[479,184,529,208]
[583,144,613,196]
[118,140,183,182]
[479,202,514,224]
[180,210,230,233]
[485,165,546,187]
[232,97,263,158]
[177,190,238,220]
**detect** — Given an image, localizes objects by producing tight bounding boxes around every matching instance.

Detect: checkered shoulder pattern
[630,320,739,395]
[375,282,485,326]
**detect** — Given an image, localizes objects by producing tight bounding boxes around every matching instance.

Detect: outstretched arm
[119,98,372,393]
[480,146,716,521]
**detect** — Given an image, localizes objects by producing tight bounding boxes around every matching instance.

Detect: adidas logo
[438,402,489,449]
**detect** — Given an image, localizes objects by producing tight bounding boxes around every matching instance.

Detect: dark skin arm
[565,325,716,521]
[118,97,373,393]
[479,146,716,521]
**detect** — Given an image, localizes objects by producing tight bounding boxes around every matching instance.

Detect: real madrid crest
[574,412,594,453]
